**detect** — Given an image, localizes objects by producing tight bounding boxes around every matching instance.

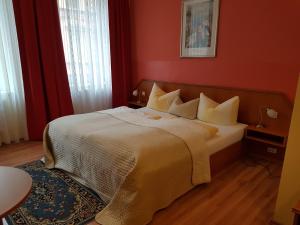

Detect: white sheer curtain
[58,0,112,114]
[0,0,28,145]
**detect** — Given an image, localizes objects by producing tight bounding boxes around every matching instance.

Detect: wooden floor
[0,142,282,225]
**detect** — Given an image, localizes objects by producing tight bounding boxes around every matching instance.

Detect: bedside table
[128,101,146,109]
[244,125,288,159]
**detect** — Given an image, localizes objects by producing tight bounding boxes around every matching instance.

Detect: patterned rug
[5,161,106,225]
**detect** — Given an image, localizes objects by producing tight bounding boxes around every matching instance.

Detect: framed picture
[180,0,219,58]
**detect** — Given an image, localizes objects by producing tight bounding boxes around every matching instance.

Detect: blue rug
[5,161,106,225]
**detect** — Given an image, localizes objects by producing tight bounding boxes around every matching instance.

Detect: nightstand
[128,101,146,109]
[244,125,288,159]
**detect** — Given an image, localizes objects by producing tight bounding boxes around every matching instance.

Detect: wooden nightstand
[128,101,146,109]
[244,125,288,159]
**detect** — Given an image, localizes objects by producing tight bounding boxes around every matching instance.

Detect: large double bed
[44,106,246,225]
[43,80,292,225]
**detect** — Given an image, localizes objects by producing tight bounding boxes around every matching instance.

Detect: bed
[44,106,246,225]
[44,80,292,225]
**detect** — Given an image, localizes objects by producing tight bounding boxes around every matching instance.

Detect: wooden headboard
[131,80,293,133]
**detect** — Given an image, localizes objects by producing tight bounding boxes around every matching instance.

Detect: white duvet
[44,107,217,225]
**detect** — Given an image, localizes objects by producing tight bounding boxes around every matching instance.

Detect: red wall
[130,0,300,100]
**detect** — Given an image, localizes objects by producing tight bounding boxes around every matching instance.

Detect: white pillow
[168,97,199,119]
[146,83,180,112]
[197,93,240,125]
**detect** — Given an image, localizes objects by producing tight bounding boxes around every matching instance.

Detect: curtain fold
[58,0,112,114]
[13,0,74,140]
[108,0,132,107]
[0,0,28,145]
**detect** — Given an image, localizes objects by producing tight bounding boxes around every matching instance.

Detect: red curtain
[108,0,132,107]
[13,0,74,140]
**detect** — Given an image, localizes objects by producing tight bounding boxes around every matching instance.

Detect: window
[58,0,112,113]
[0,0,28,145]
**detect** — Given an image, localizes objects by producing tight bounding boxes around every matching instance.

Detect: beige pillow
[197,93,240,125]
[168,97,199,119]
[146,83,180,112]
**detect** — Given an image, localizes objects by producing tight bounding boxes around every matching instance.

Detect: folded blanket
[44,107,217,225]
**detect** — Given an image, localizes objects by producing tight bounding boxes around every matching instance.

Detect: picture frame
[180,0,220,58]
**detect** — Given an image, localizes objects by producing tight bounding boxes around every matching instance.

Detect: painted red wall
[130,0,300,100]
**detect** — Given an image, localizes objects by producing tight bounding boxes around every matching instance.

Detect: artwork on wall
[181,0,219,58]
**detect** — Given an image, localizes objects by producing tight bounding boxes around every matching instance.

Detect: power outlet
[267,147,278,154]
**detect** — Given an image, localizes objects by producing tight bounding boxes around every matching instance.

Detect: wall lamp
[256,107,278,128]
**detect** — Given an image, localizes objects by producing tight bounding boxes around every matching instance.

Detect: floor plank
[0,142,44,167]
[0,142,281,225]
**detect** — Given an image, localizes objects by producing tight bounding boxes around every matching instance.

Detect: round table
[0,167,32,225]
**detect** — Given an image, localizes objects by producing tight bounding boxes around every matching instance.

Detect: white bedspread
[44,107,216,225]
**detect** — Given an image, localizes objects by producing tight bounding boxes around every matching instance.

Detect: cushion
[197,93,240,125]
[146,83,180,112]
[168,97,199,119]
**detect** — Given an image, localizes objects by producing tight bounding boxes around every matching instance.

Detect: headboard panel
[131,80,293,132]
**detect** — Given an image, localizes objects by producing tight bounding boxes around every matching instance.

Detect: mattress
[138,107,247,156]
